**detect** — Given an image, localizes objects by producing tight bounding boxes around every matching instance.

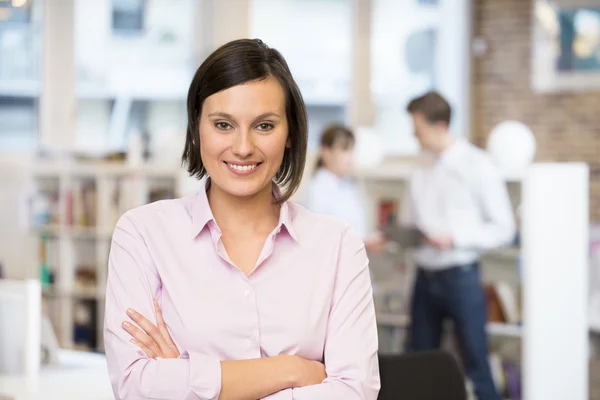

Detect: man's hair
[406,91,452,125]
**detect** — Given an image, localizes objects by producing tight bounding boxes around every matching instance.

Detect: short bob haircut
[182,38,308,203]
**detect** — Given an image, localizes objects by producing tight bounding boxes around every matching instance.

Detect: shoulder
[116,196,194,236]
[288,202,362,247]
[309,169,338,191]
[460,142,501,177]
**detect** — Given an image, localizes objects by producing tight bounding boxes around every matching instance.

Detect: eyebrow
[207,112,282,122]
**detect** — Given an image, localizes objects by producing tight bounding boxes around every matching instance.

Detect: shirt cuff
[185,351,223,400]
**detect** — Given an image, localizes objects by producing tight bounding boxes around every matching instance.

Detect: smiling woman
[103,38,380,400]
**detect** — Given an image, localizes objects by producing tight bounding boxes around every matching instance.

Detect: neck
[430,133,455,155]
[208,180,280,235]
[322,166,341,178]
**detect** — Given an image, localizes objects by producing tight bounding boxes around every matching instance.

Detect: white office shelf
[376,313,410,328]
[376,313,523,338]
[33,225,112,239]
[355,162,523,183]
[487,322,523,338]
[30,161,181,352]
[31,162,183,178]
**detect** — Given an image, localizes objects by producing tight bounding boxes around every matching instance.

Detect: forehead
[202,77,286,117]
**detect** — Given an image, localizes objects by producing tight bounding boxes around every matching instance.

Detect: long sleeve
[104,214,222,400]
[305,172,368,240]
[262,227,380,400]
[451,159,516,251]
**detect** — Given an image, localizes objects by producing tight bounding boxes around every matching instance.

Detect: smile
[225,162,261,175]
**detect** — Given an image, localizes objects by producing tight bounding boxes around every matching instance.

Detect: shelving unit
[27,161,183,352]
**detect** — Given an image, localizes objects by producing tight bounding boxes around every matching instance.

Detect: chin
[213,177,272,199]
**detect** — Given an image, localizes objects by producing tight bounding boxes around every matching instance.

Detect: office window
[75,0,194,153]
[250,0,352,150]
[112,0,145,34]
[0,0,42,150]
[371,0,469,155]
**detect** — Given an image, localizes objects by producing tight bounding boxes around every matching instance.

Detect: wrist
[277,354,301,388]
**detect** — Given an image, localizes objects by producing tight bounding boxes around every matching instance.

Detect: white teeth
[228,163,257,172]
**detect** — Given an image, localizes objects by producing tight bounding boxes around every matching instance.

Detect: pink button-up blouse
[104,185,380,399]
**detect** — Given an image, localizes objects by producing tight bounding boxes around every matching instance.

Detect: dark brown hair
[182,38,308,203]
[406,91,452,125]
[314,124,355,171]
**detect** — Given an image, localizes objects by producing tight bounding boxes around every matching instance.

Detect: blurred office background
[1,0,600,399]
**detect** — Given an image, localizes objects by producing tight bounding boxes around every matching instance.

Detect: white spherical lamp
[486,121,536,176]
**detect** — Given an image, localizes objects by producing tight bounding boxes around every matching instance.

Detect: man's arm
[451,159,516,250]
[262,227,381,400]
[105,214,323,400]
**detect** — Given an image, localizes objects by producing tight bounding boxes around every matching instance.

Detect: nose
[231,129,255,158]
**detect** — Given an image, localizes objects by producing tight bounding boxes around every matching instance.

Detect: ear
[435,121,449,131]
[286,137,292,148]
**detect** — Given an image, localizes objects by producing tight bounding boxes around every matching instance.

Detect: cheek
[199,129,226,160]
[262,129,289,161]
[263,137,287,162]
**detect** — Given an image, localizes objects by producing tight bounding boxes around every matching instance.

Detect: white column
[348,0,373,128]
[522,163,589,400]
[195,0,250,65]
[40,0,76,150]
[435,0,471,139]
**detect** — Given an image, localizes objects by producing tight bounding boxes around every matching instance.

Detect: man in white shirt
[401,91,515,400]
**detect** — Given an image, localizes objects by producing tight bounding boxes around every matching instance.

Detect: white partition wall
[0,279,41,377]
[522,163,589,400]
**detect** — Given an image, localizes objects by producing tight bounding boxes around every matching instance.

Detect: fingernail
[129,338,137,344]
[122,321,131,328]
[126,308,136,316]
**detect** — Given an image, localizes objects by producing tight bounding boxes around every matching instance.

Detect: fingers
[126,308,170,354]
[122,320,159,357]
[153,299,180,357]
[130,337,156,358]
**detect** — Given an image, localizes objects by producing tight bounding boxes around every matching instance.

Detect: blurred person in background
[305,124,386,253]
[104,39,380,400]
[401,91,515,400]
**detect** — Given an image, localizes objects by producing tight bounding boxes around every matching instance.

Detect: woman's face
[199,76,289,199]
[321,142,355,178]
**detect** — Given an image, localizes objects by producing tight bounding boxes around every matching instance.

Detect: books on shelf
[378,199,398,228]
[28,161,181,353]
[66,181,97,227]
[485,282,521,325]
[489,352,522,400]
[29,186,60,228]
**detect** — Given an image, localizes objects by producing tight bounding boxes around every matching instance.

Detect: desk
[0,350,113,400]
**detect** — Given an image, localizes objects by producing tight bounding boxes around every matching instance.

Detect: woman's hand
[364,231,387,254]
[291,356,327,387]
[122,299,180,359]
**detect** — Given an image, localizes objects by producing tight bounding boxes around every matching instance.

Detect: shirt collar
[438,137,465,165]
[190,178,298,242]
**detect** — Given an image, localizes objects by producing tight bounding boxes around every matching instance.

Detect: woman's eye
[215,122,231,130]
[257,122,274,131]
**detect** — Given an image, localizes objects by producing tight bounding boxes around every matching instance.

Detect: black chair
[378,350,467,400]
